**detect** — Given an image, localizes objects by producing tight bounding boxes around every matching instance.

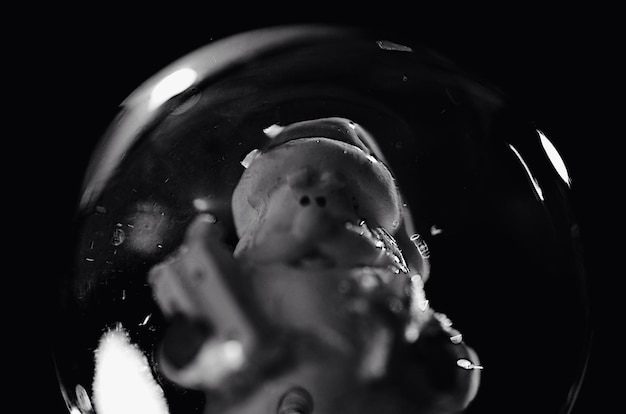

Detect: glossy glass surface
[53,25,591,414]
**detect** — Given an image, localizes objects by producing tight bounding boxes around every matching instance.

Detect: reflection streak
[508,143,545,201]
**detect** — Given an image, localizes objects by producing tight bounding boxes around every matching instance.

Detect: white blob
[538,130,571,187]
[149,68,197,110]
[457,358,484,370]
[450,334,464,344]
[262,124,284,138]
[93,325,169,414]
[241,149,262,168]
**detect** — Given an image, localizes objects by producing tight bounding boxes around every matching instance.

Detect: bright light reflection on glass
[508,143,544,201]
[93,325,169,414]
[149,68,197,110]
[538,130,572,188]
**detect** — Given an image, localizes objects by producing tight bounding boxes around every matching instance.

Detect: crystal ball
[52,25,591,414]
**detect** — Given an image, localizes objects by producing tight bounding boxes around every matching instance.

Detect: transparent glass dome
[53,25,591,414]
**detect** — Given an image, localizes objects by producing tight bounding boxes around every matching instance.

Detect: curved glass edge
[79,25,359,210]
[55,24,594,414]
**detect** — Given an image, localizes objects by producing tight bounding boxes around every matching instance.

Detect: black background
[27,6,616,413]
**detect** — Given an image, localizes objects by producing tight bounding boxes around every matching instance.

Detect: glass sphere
[53,25,591,414]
